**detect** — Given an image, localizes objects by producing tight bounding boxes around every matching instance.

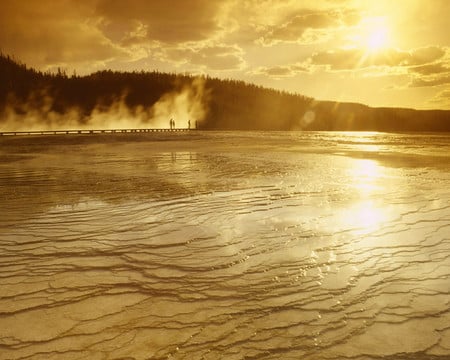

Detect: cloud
[410,63,450,75]
[0,0,125,69]
[407,59,450,88]
[409,75,450,87]
[407,48,450,88]
[159,43,246,71]
[310,48,364,70]
[308,45,450,90]
[309,46,446,70]
[0,0,235,72]
[95,0,228,44]
[257,8,360,45]
[434,89,450,100]
[428,89,450,109]
[408,46,446,65]
[251,63,310,78]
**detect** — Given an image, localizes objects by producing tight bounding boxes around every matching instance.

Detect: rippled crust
[0,131,449,359]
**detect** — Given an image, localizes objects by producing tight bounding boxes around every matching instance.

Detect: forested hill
[1,54,449,131]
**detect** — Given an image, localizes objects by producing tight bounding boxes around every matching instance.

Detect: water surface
[0,131,449,359]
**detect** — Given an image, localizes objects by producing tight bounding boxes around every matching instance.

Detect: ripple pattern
[0,132,449,360]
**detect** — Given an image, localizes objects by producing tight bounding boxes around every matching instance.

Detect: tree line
[1,53,449,131]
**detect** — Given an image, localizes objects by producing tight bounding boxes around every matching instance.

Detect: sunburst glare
[352,17,391,53]
[350,158,382,194]
[341,200,387,234]
[338,158,388,234]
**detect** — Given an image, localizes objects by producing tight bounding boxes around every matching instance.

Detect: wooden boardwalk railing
[0,128,193,136]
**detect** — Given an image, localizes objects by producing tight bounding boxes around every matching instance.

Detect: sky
[1,0,449,110]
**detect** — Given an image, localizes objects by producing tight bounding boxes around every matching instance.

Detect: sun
[366,26,388,52]
[352,17,391,53]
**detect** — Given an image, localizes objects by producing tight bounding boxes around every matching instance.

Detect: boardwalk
[0,128,192,136]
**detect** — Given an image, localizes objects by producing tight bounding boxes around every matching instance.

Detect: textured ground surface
[0,131,449,359]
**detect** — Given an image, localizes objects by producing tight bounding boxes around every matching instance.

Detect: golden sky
[1,0,449,109]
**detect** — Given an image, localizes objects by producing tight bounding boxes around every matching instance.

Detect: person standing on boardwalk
[169,118,173,130]
[188,119,191,129]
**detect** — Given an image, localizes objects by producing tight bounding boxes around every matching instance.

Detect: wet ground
[0,131,449,359]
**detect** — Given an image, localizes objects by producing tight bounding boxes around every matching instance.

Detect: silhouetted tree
[0,54,449,131]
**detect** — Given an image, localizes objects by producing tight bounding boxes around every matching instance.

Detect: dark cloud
[410,63,449,75]
[0,0,236,72]
[252,64,310,77]
[258,9,360,45]
[162,44,245,71]
[95,0,227,44]
[406,46,446,66]
[407,54,450,88]
[0,0,124,68]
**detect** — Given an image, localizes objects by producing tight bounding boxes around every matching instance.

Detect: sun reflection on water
[339,131,386,153]
[341,200,387,234]
[354,144,384,152]
[341,158,388,234]
[351,158,382,194]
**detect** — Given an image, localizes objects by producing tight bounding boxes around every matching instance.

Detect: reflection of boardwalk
[0,128,194,136]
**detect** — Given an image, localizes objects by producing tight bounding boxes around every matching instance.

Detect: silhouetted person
[170,118,173,130]
[188,119,191,129]
[173,119,176,129]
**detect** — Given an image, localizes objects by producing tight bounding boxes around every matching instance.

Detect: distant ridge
[1,54,449,132]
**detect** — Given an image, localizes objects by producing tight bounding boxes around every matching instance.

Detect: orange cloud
[409,75,450,87]
[95,0,227,44]
[410,63,450,75]
[258,8,360,45]
[251,64,310,78]
[310,46,446,70]
[0,0,125,69]
[160,43,246,71]
[428,89,450,109]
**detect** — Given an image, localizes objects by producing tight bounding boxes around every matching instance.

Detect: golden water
[0,131,449,359]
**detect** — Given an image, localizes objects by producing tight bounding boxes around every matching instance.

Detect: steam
[290,110,316,130]
[151,77,208,129]
[0,78,209,131]
[300,110,316,128]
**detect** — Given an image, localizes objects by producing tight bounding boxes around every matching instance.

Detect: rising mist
[0,61,209,132]
[1,54,449,132]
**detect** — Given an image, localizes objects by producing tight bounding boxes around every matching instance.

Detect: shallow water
[0,131,449,360]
